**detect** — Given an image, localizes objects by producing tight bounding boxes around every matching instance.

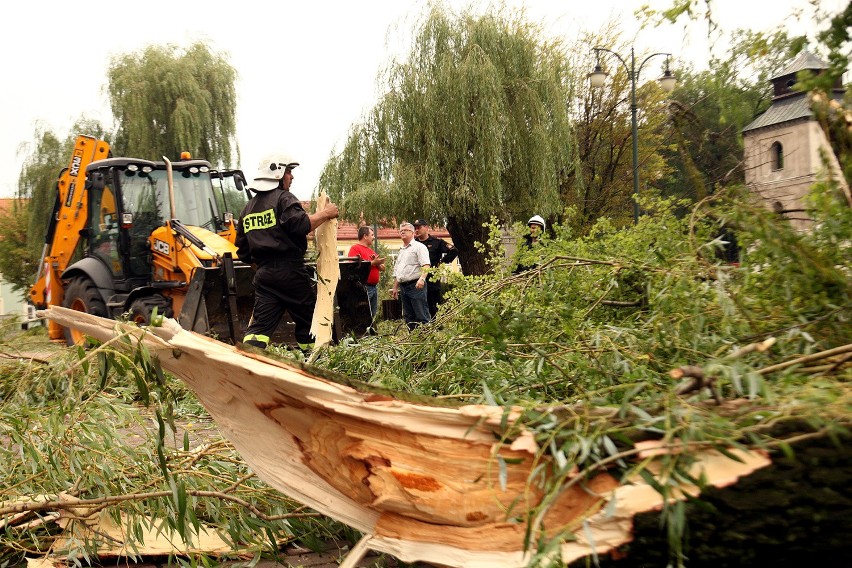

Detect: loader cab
[84,157,225,287]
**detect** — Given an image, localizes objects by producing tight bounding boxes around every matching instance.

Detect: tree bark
[446,214,490,276]
[571,431,852,567]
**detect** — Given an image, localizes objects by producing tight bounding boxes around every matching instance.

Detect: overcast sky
[0,0,843,201]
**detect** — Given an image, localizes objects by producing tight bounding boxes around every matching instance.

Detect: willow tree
[107,42,238,166]
[321,6,575,275]
[0,121,107,291]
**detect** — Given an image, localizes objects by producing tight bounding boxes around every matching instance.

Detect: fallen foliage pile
[316,186,850,563]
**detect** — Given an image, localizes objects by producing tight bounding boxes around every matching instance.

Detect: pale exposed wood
[5,494,236,561]
[53,510,234,557]
[339,534,374,568]
[311,191,339,347]
[41,306,771,567]
[757,343,852,375]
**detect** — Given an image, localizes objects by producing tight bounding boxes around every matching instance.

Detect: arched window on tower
[770,141,784,171]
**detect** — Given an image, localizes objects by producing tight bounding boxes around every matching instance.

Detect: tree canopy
[0,122,108,292]
[107,42,238,167]
[564,25,674,231]
[0,41,239,293]
[321,5,576,275]
[659,28,799,202]
[646,0,851,204]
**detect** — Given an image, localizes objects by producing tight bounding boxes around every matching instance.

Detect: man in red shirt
[348,226,385,321]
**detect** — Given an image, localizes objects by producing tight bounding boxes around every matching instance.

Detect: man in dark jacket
[413,219,458,318]
[235,153,338,350]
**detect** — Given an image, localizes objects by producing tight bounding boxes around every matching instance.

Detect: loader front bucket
[180,256,371,346]
[179,255,257,344]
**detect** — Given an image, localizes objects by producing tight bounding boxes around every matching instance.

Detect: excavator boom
[29,136,110,339]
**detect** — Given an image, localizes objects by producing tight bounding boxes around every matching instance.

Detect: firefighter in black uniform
[413,219,458,318]
[235,153,339,350]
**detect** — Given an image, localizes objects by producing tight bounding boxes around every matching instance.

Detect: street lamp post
[589,47,676,224]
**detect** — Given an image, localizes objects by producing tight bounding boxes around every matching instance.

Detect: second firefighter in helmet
[527,215,545,243]
[514,214,545,273]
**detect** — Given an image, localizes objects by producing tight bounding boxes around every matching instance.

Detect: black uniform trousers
[244,261,316,347]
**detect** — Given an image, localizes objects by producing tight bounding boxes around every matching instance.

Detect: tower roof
[771,51,829,81]
[742,96,812,132]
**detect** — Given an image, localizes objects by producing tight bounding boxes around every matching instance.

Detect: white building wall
[0,274,27,317]
[744,119,845,229]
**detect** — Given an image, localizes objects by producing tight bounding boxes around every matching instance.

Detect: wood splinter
[670,365,723,404]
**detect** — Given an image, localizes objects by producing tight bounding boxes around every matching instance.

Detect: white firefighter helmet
[527,214,545,230]
[250,153,300,192]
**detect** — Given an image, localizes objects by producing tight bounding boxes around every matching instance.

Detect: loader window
[174,172,206,227]
[89,185,123,278]
[211,170,250,227]
[173,169,217,229]
[119,170,167,277]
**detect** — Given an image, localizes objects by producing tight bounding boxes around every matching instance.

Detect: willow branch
[757,344,852,375]
[0,490,320,522]
[0,352,51,364]
[65,330,142,375]
[582,280,617,319]
[724,337,777,360]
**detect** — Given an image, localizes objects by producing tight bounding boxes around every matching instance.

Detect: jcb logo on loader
[153,239,170,255]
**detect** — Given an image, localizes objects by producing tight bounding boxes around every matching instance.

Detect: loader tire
[62,276,108,346]
[129,295,174,326]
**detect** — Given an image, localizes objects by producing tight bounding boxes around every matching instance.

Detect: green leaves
[322,5,575,274]
[3,160,849,564]
[107,42,237,167]
[317,184,850,561]
[0,327,311,564]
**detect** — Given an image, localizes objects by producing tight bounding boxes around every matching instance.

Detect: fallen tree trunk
[41,306,770,567]
[570,432,852,567]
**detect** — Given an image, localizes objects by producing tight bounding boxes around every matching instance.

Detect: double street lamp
[589,47,676,224]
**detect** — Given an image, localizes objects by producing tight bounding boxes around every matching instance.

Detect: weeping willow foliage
[107,42,238,167]
[324,187,849,404]
[321,5,576,275]
[17,129,63,266]
[0,199,35,293]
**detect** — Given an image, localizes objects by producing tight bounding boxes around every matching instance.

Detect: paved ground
[131,546,401,568]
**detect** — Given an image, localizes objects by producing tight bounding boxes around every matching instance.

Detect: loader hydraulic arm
[169,218,221,260]
[30,135,111,308]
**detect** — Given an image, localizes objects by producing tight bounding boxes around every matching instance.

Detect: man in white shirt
[391,222,431,330]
